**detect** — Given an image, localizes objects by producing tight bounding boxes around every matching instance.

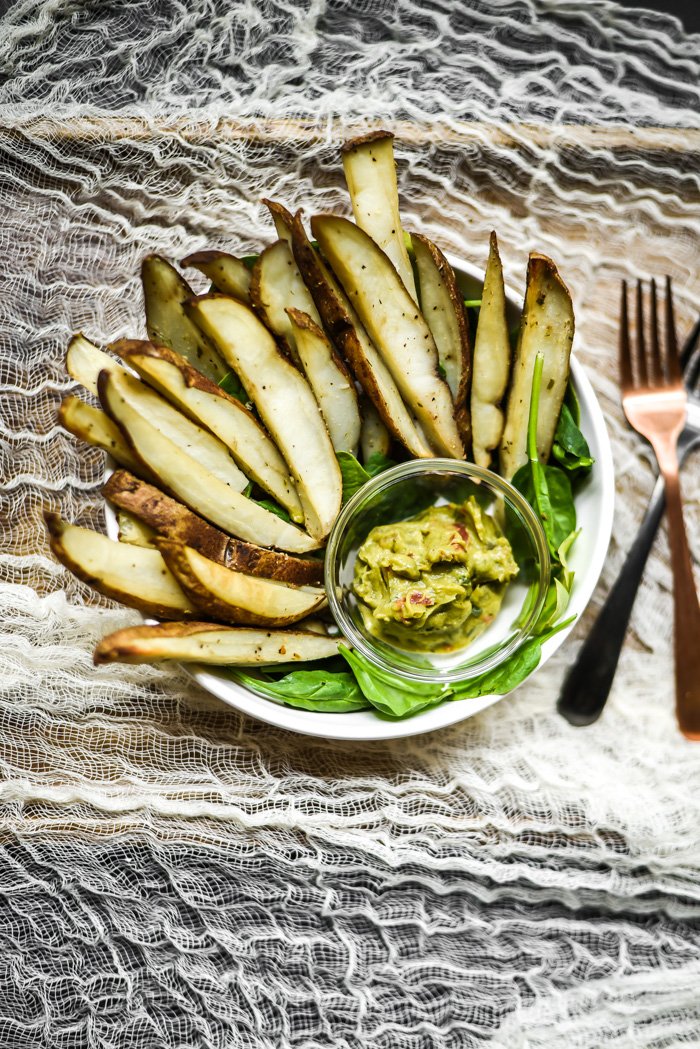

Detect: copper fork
[620,277,700,739]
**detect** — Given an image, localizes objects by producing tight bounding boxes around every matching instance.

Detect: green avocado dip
[352,497,519,652]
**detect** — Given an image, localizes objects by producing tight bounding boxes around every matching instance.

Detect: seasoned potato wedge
[103,471,324,586]
[58,396,144,475]
[94,622,341,666]
[142,255,228,382]
[411,232,472,449]
[262,198,294,244]
[117,510,157,547]
[99,370,318,553]
[44,512,195,619]
[112,339,303,521]
[181,251,251,303]
[359,398,391,462]
[157,540,327,627]
[341,131,417,300]
[470,232,511,470]
[249,239,323,363]
[66,334,123,396]
[286,308,361,455]
[291,211,433,458]
[186,295,342,542]
[499,253,575,479]
[312,214,464,459]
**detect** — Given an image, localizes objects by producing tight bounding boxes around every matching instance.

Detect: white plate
[106,256,615,741]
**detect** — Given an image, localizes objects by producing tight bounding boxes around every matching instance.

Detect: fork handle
[557,479,665,725]
[661,465,700,740]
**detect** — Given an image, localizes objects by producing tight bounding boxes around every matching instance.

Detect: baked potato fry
[312,215,464,459]
[112,339,303,522]
[291,211,432,458]
[470,232,511,470]
[286,308,361,455]
[157,539,327,627]
[117,510,156,547]
[66,334,122,396]
[359,398,391,462]
[249,239,323,363]
[411,232,472,449]
[142,254,228,383]
[58,396,143,475]
[103,471,324,586]
[94,622,341,666]
[341,131,417,300]
[262,198,294,244]
[499,253,575,479]
[181,250,251,302]
[99,370,318,553]
[44,512,195,619]
[186,295,342,542]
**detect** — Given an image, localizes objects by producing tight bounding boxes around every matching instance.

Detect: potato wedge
[291,211,433,459]
[112,339,303,522]
[94,622,341,666]
[341,131,417,300]
[157,539,326,627]
[249,239,323,363]
[58,396,144,474]
[286,308,361,455]
[470,232,512,470]
[499,253,575,479]
[181,251,251,302]
[66,334,122,396]
[99,370,318,554]
[360,397,391,462]
[142,254,228,383]
[411,232,472,449]
[103,471,324,586]
[100,362,249,494]
[186,295,342,542]
[312,215,464,459]
[262,198,294,244]
[44,512,195,619]
[117,510,156,547]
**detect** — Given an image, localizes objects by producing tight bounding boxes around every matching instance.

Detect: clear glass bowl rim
[324,458,552,685]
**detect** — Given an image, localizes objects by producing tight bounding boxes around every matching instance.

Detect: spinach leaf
[242,481,254,498]
[339,647,448,718]
[231,668,369,712]
[337,451,394,504]
[552,403,594,474]
[512,462,576,556]
[219,371,250,406]
[255,499,292,523]
[463,298,482,308]
[241,254,259,271]
[450,617,574,700]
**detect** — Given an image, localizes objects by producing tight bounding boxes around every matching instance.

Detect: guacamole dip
[352,497,518,652]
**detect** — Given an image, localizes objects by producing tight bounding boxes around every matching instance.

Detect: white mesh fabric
[1,0,700,1045]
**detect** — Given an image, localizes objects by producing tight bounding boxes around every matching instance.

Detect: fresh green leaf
[241,254,259,271]
[565,379,582,426]
[512,463,576,557]
[463,298,482,308]
[450,617,574,700]
[219,371,250,405]
[552,403,594,474]
[438,361,447,381]
[339,646,448,718]
[230,668,369,712]
[337,452,371,504]
[534,577,571,634]
[242,481,254,498]
[364,451,395,477]
[254,499,292,523]
[557,529,579,591]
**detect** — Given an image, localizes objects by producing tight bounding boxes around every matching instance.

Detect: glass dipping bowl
[325,459,551,685]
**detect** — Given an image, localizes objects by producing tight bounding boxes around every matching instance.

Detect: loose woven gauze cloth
[0,1,699,1046]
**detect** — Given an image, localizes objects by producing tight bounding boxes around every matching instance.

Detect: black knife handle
[557,482,665,725]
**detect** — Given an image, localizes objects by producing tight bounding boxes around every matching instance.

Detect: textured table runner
[1,1,699,1045]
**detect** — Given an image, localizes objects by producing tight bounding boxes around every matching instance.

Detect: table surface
[1,2,699,1047]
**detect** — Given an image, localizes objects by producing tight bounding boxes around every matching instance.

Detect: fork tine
[635,279,648,385]
[665,276,682,384]
[687,348,700,394]
[680,315,700,372]
[619,280,633,391]
[649,278,664,382]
